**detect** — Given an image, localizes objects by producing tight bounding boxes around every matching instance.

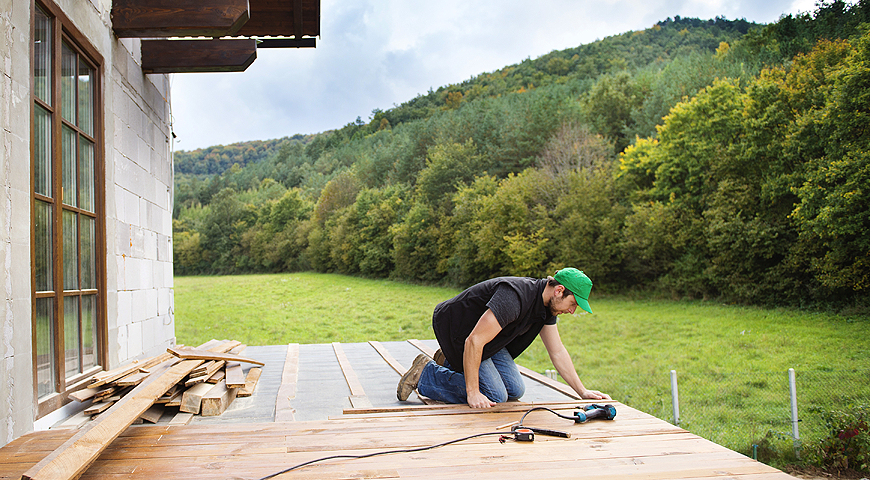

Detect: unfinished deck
[1,340,799,479]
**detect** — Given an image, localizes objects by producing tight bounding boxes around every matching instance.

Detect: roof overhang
[112,0,320,73]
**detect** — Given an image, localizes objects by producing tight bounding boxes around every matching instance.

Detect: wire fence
[575,367,870,466]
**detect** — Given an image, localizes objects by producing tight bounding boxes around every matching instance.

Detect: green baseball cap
[554,268,593,314]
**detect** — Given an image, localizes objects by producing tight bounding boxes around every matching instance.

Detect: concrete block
[145,287,158,319]
[152,261,164,290]
[115,254,127,291]
[140,316,160,354]
[125,188,141,227]
[131,224,145,258]
[11,187,29,246]
[124,256,139,290]
[116,290,132,327]
[127,320,143,359]
[11,242,30,301]
[131,288,147,323]
[115,220,131,257]
[139,258,153,289]
[157,233,170,263]
[157,286,172,317]
[105,290,118,330]
[144,228,157,261]
[116,324,128,363]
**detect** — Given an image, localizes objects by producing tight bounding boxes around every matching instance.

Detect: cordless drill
[573,404,617,423]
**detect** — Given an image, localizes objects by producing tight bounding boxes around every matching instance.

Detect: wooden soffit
[235,0,320,38]
[113,0,320,39]
[141,39,257,74]
[112,0,251,38]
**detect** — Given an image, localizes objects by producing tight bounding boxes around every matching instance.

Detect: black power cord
[257,406,596,479]
[257,431,508,479]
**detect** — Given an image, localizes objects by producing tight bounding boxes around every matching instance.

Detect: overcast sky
[168,0,817,151]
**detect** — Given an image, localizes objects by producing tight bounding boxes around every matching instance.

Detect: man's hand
[580,389,611,400]
[467,390,496,408]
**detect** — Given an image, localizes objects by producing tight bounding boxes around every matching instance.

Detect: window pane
[80,215,95,289]
[34,105,52,197]
[62,125,77,206]
[78,59,93,136]
[63,210,78,290]
[79,139,94,212]
[81,295,97,371]
[35,200,54,292]
[61,42,76,123]
[35,298,55,398]
[33,7,52,104]
[64,296,81,378]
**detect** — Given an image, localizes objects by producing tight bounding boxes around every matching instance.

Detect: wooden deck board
[2,341,802,480]
[2,401,799,480]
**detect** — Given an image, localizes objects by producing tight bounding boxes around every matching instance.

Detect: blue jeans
[417,347,526,404]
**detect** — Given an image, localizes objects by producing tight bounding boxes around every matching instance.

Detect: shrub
[810,404,869,473]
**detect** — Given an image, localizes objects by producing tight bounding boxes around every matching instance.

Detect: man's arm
[464,309,502,408]
[539,324,611,400]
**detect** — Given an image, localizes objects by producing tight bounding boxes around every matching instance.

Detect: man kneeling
[397,268,610,408]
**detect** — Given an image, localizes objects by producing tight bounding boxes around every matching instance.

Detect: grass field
[174,272,869,467]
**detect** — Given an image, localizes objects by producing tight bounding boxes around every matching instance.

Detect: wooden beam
[141,39,257,74]
[112,0,250,38]
[201,380,239,416]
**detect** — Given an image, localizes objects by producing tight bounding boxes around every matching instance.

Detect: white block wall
[0,0,175,445]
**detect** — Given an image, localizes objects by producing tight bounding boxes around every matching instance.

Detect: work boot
[433,348,446,367]
[397,354,430,401]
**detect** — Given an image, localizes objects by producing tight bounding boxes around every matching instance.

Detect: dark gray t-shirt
[432,277,557,372]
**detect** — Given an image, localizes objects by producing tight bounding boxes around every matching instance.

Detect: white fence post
[789,368,800,458]
[670,370,680,426]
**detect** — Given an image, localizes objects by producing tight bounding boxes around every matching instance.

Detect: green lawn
[174,273,869,467]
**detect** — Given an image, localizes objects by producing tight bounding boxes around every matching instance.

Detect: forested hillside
[173,0,870,310]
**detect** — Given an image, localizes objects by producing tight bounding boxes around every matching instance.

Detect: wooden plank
[179,382,214,414]
[516,364,582,400]
[185,360,225,386]
[225,362,245,388]
[51,411,91,430]
[140,39,257,74]
[165,388,184,407]
[139,405,164,424]
[407,338,437,358]
[83,401,114,416]
[332,342,366,397]
[167,346,264,366]
[275,343,299,422]
[368,341,406,375]
[201,380,239,417]
[207,369,226,384]
[67,387,100,403]
[20,341,240,480]
[111,0,250,38]
[168,412,194,426]
[114,371,150,387]
[237,367,262,397]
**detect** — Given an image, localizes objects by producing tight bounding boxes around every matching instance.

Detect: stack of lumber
[64,339,264,428]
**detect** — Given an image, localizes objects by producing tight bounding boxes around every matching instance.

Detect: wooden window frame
[30,0,108,419]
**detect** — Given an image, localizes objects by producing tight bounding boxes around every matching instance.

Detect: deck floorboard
[2,341,800,480]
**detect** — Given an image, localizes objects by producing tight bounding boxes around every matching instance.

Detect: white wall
[0,0,175,445]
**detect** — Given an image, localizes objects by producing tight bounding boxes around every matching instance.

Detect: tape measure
[513,428,534,442]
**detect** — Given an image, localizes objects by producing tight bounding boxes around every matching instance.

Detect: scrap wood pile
[65,339,264,427]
